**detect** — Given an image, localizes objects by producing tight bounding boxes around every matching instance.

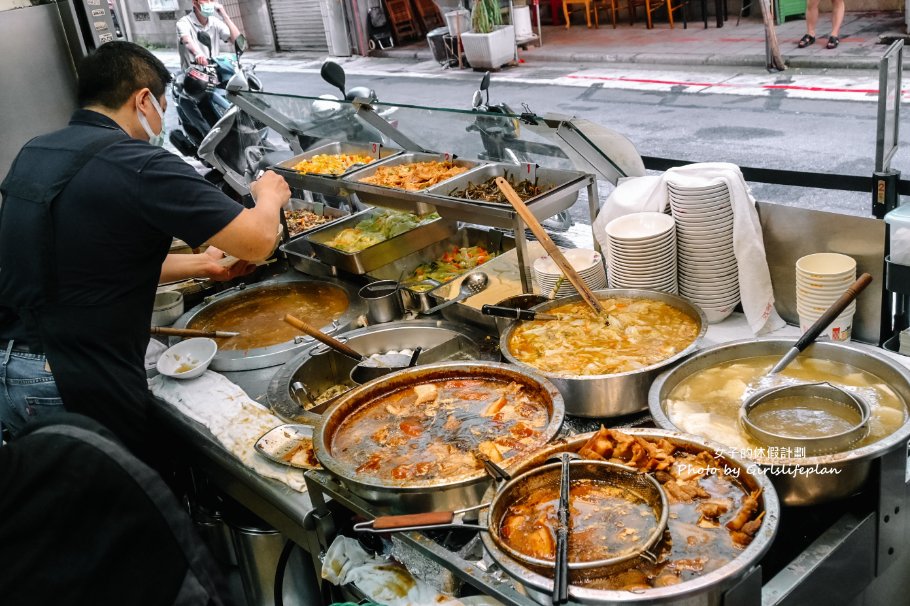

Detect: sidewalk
[375,10,908,70]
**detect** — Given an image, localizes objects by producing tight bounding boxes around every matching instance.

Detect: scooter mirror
[321,61,347,98]
[197,31,213,54]
[480,71,491,92]
[234,34,248,55]
[472,90,483,108]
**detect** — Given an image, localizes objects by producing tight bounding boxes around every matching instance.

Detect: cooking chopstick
[150,327,239,338]
[495,177,605,315]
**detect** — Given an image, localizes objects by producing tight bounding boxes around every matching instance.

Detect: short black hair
[77,41,172,109]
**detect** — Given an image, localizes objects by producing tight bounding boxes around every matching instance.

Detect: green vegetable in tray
[325,210,440,253]
[405,246,496,287]
[449,174,552,204]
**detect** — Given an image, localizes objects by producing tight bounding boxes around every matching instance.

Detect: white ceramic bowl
[605,212,675,241]
[151,290,184,327]
[156,338,218,380]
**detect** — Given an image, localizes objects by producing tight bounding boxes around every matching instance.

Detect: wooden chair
[593,0,622,28]
[563,0,597,28]
[385,0,421,43]
[628,0,681,28]
[411,0,443,33]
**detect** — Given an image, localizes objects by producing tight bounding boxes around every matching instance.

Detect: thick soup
[508,298,699,375]
[331,378,550,482]
[666,355,907,454]
[188,283,349,351]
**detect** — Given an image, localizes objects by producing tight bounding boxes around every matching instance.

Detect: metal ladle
[419,272,489,315]
[740,273,874,452]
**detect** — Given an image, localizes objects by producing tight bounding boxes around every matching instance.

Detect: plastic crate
[775,0,806,24]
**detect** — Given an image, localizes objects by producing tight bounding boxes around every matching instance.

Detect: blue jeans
[0,340,64,437]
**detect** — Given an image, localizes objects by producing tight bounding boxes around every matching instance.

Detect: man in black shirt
[0,41,290,459]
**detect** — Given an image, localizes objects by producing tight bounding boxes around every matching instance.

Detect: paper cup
[798,312,854,342]
[795,253,856,279]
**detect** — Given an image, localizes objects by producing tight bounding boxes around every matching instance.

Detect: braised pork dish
[330,378,551,482]
[508,298,700,376]
[503,428,766,590]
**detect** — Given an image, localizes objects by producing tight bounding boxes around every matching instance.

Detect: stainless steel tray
[425,163,588,225]
[301,208,457,275]
[274,142,402,179]
[254,424,321,470]
[367,226,515,312]
[284,199,349,240]
[341,152,482,212]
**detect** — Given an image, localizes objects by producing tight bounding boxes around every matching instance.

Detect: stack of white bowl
[669,179,740,323]
[795,253,856,342]
[532,248,606,298]
[604,212,678,294]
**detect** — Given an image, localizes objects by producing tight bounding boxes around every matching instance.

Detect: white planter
[461,25,515,69]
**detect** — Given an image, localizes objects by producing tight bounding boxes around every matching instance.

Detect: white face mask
[137,93,166,147]
[200,2,216,16]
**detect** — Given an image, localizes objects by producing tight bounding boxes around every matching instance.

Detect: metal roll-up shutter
[268,0,329,51]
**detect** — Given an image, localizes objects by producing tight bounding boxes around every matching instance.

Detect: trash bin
[193,506,237,567]
[427,26,450,65]
[230,524,320,606]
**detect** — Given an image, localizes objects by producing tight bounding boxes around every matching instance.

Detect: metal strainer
[488,460,669,571]
[740,381,871,456]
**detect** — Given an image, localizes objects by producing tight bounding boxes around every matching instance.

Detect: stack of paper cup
[795,253,857,342]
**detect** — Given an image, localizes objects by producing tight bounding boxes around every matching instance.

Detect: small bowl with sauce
[157,338,218,380]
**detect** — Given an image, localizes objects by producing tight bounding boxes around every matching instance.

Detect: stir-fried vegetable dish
[325,211,440,253]
[292,153,373,175]
[285,209,334,237]
[449,175,552,204]
[330,378,550,482]
[359,161,468,190]
[404,246,496,289]
[508,298,699,375]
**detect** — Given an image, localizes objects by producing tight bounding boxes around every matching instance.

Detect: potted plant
[461,0,515,69]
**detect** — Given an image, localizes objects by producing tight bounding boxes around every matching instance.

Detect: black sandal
[826,36,839,49]
[797,34,816,48]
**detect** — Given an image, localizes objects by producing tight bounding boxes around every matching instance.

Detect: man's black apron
[0,124,156,458]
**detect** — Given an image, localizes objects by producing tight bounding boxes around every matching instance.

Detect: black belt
[6,340,43,355]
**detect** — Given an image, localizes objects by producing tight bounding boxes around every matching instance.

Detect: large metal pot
[480,429,780,605]
[172,272,364,372]
[267,319,499,423]
[648,339,910,506]
[499,289,707,418]
[313,361,565,513]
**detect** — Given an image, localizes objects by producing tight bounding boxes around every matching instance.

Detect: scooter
[169,32,266,165]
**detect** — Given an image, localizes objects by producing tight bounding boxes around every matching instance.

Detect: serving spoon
[419,272,489,315]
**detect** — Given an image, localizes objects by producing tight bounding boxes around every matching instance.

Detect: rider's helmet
[183,67,214,101]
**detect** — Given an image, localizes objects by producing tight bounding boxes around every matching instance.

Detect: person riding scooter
[176,0,240,70]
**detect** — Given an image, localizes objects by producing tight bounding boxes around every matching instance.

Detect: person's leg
[829,0,844,37]
[805,0,819,36]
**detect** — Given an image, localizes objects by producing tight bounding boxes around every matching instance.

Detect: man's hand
[200,246,256,281]
[250,170,291,210]
[194,53,209,66]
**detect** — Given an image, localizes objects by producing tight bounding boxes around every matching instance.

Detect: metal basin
[267,320,499,423]
[499,289,707,418]
[172,272,364,372]
[648,339,910,506]
[480,429,780,605]
[313,361,565,513]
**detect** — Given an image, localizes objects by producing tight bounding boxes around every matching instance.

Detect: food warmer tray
[339,152,482,214]
[273,141,402,180]
[297,207,457,275]
[284,198,350,241]
[424,163,589,227]
[366,226,515,310]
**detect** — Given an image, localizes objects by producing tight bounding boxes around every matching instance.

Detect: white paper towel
[150,371,309,492]
[592,163,785,335]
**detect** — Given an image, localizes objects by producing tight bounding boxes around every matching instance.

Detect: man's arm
[159,247,254,284]
[177,19,209,64]
[205,170,290,261]
[215,3,241,43]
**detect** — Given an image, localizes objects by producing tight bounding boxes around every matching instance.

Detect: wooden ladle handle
[283,314,363,361]
[371,511,455,531]
[494,177,605,315]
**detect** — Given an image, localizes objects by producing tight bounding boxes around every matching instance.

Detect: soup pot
[649,338,910,506]
[499,289,707,418]
[480,429,779,605]
[313,361,565,513]
[172,272,364,372]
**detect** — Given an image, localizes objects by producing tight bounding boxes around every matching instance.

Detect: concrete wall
[238,0,274,49]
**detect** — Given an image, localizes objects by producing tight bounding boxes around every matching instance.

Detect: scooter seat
[258,150,295,172]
